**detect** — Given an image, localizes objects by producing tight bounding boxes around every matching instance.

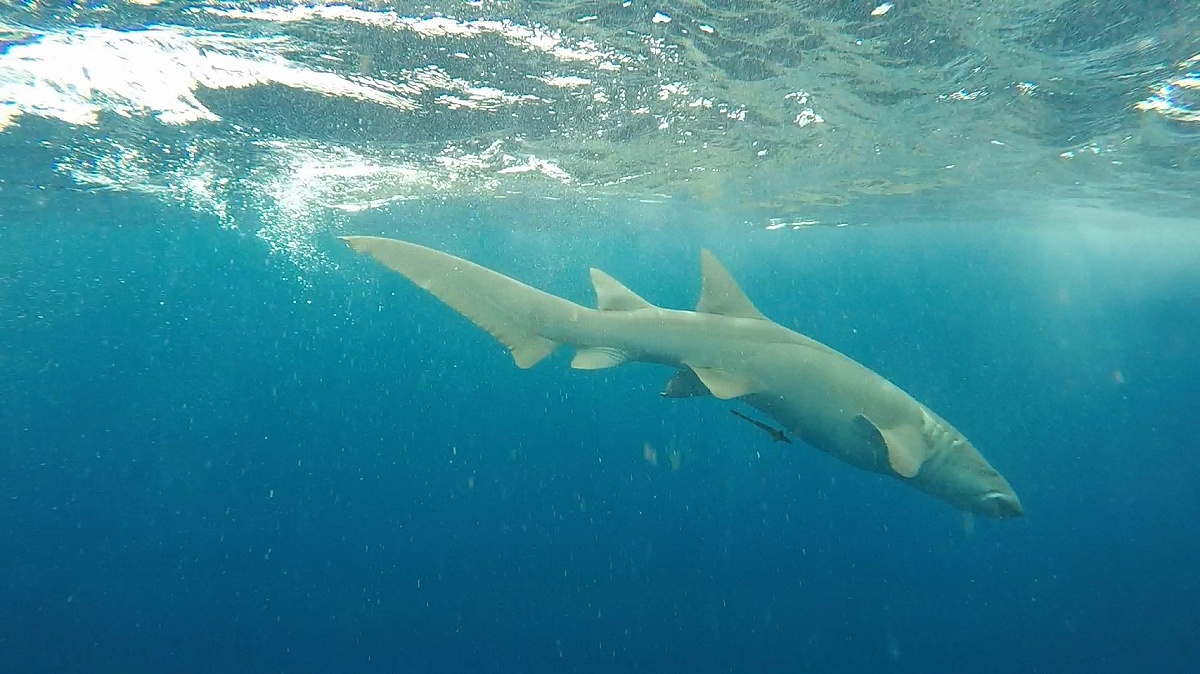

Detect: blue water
[3,194,1199,672]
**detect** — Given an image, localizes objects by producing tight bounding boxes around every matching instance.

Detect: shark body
[342,236,1023,518]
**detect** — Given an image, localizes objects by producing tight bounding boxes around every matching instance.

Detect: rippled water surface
[3,1,1196,256]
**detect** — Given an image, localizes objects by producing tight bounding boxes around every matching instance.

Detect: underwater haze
[3,1,1200,673]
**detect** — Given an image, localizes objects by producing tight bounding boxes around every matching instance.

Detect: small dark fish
[730,409,792,444]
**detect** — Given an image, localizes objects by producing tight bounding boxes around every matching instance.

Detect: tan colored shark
[341,236,1023,518]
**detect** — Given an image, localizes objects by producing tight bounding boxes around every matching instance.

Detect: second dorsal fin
[696,250,765,319]
[590,268,653,311]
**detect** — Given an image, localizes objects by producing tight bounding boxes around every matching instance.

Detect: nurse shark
[341,236,1023,519]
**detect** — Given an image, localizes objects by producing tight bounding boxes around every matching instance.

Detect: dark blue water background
[2,194,1198,672]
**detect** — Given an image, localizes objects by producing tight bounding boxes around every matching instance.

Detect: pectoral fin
[853,414,927,478]
[687,366,758,400]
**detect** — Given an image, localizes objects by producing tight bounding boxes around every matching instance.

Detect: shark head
[913,450,1024,518]
[902,411,1024,518]
[929,445,1024,518]
[904,443,1023,518]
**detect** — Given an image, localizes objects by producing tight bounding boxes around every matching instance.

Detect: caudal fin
[341,236,584,368]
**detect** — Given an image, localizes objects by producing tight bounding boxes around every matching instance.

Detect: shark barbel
[342,236,1023,519]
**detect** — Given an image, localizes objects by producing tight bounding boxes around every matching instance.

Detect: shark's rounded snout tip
[1000,498,1025,519]
[979,491,1024,519]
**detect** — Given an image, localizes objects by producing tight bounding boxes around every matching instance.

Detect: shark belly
[741,345,917,475]
[553,311,920,477]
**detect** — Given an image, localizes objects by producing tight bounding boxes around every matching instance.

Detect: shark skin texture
[341,236,1023,519]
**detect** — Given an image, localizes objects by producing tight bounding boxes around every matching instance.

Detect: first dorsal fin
[696,250,766,319]
[590,268,653,311]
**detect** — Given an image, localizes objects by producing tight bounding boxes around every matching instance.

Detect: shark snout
[980,491,1024,518]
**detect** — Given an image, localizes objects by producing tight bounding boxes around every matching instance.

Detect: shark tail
[341,236,586,368]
